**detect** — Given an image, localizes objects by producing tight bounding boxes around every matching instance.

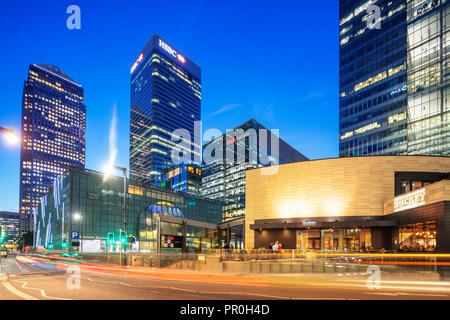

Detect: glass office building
[19,64,85,234]
[130,35,201,185]
[202,119,308,221]
[161,163,202,196]
[339,0,408,157]
[0,211,20,245]
[406,0,450,155]
[34,167,222,252]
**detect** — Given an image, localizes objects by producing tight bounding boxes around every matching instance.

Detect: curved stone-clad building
[245,156,450,252]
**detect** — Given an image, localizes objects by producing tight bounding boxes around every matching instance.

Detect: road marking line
[339,279,450,286]
[116,282,345,300]
[241,292,346,300]
[205,291,291,299]
[119,282,198,294]
[16,280,72,300]
[299,281,450,293]
[197,291,346,300]
[119,282,132,286]
[334,283,450,292]
[168,286,198,293]
[365,292,398,296]
[2,281,39,300]
[393,292,447,297]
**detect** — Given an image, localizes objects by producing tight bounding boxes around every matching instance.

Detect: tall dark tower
[19,64,86,234]
[405,0,450,155]
[130,35,201,185]
[339,0,408,157]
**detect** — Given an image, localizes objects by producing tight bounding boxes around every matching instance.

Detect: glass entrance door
[296,230,307,251]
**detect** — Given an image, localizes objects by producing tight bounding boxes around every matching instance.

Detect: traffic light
[48,243,54,249]
[107,233,114,245]
[62,241,68,248]
[120,231,126,243]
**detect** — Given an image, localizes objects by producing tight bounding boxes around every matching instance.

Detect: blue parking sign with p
[71,231,80,239]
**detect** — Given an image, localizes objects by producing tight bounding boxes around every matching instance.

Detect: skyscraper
[406,0,450,155]
[202,119,308,221]
[339,0,450,157]
[19,64,85,234]
[161,163,202,196]
[0,211,20,245]
[339,0,408,157]
[130,35,201,185]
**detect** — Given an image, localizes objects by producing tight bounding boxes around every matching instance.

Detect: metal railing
[199,249,448,273]
[23,249,450,276]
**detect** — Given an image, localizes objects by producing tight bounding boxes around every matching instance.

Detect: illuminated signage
[87,192,100,200]
[302,221,316,226]
[341,122,380,140]
[414,0,439,19]
[130,53,144,74]
[158,39,186,64]
[394,188,426,212]
[390,85,407,96]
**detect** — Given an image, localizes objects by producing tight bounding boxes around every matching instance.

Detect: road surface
[1,255,450,300]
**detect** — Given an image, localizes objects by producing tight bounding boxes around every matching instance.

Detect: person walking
[272,241,279,254]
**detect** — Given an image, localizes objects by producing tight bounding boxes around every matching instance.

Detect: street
[1,255,450,300]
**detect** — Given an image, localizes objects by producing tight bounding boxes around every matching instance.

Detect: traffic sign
[71,231,80,239]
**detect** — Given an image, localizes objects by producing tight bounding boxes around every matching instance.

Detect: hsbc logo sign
[130,53,144,74]
[159,39,186,64]
[131,38,187,74]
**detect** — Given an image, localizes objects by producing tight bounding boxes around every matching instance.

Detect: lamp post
[104,165,127,266]
[0,127,20,145]
[73,213,82,253]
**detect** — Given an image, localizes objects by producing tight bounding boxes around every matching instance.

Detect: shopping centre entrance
[295,228,372,251]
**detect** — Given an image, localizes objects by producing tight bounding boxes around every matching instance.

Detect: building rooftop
[33,64,81,87]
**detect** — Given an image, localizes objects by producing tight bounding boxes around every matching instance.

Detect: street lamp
[103,164,127,265]
[73,213,83,253]
[0,127,20,145]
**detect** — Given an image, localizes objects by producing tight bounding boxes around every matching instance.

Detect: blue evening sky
[0,0,339,212]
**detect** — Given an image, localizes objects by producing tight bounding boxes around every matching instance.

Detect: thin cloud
[303,92,323,101]
[208,103,244,118]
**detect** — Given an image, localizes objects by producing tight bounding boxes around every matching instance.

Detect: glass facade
[339,0,408,157]
[130,35,201,185]
[0,211,20,245]
[19,64,86,234]
[340,0,450,157]
[296,228,372,251]
[34,167,222,252]
[201,119,308,220]
[138,209,218,253]
[406,0,450,155]
[161,163,202,196]
[399,220,436,251]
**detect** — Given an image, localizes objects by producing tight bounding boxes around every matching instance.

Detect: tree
[17,231,33,251]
